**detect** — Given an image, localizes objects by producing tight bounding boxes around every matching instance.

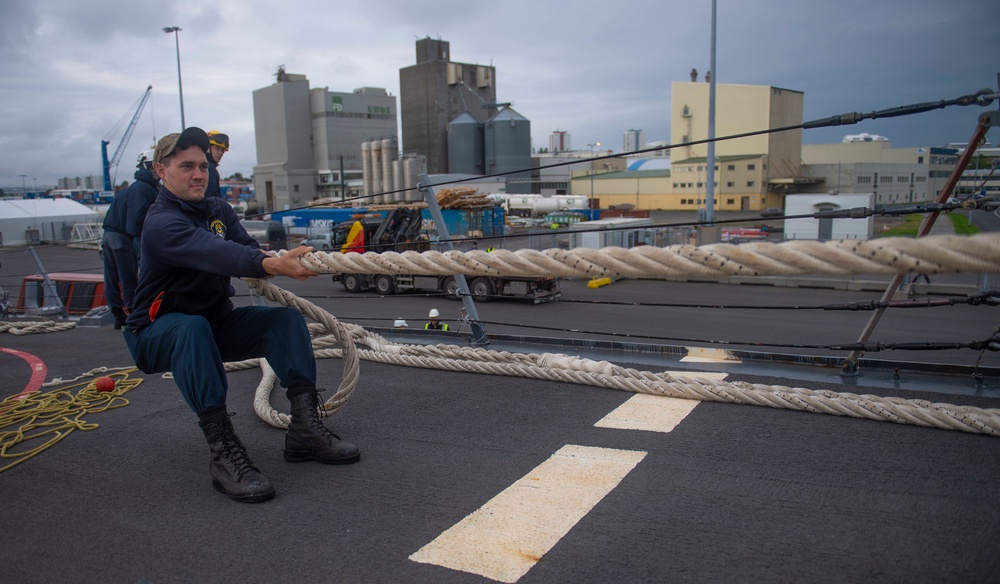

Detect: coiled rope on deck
[0,370,141,473]
[297,233,1000,279]
[0,321,77,335]
[240,277,1000,438]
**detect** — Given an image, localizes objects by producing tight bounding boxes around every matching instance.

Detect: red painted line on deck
[0,347,48,399]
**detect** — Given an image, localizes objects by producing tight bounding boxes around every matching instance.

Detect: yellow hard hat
[207,130,230,151]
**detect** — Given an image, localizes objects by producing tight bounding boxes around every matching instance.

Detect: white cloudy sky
[1,0,997,190]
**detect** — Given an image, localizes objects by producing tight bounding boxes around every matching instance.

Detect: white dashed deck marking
[594,370,726,433]
[409,445,647,583]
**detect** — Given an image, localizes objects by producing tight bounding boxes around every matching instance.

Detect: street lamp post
[587,142,601,214]
[20,174,27,195]
[33,178,37,193]
[163,26,185,129]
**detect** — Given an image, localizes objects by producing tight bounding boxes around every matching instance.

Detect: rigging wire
[315,312,1000,354]
[243,87,998,220]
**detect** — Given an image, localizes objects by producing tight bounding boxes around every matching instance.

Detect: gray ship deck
[1,245,998,583]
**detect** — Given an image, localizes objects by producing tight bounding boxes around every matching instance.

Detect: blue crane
[101,85,152,192]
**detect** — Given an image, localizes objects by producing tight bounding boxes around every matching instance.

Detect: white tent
[0,198,100,246]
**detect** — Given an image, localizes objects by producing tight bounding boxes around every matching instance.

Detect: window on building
[673,183,678,188]
[916,176,926,182]
[747,164,756,170]
[726,198,734,205]
[727,164,735,171]
[897,176,908,183]
[747,181,755,187]
[918,156,924,164]
[697,182,703,188]
[697,165,704,172]
[726,181,735,188]
[294,184,300,192]
[880,176,892,183]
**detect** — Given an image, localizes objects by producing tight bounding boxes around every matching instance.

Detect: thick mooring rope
[296,233,1000,279]
[241,279,1000,437]
[0,321,77,335]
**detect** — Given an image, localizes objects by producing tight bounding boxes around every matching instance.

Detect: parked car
[300,233,334,251]
[760,208,785,218]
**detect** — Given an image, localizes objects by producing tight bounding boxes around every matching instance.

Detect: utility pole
[705,0,717,224]
[587,142,601,216]
[163,26,185,129]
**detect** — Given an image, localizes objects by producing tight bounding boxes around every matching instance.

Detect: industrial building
[400,38,498,175]
[800,141,957,204]
[252,68,397,212]
[569,81,815,211]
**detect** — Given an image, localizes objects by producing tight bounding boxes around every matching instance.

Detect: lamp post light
[163,26,185,129]
[587,142,601,214]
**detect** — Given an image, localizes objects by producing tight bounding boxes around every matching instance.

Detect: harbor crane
[101,85,152,192]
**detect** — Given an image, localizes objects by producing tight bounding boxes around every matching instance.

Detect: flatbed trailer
[335,272,560,303]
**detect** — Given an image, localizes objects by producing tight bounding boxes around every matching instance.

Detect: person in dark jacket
[101,150,160,329]
[124,127,359,504]
[101,182,135,329]
[204,130,228,198]
[125,149,160,257]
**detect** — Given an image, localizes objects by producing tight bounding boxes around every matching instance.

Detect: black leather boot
[199,412,275,503]
[284,391,361,464]
[111,308,127,330]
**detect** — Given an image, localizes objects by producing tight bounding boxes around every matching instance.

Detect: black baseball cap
[154,127,210,166]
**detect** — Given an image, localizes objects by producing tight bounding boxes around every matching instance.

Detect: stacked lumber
[435,187,494,209]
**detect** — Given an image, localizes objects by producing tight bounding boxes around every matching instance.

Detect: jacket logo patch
[210,220,226,238]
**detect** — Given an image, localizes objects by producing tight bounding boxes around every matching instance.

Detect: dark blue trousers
[102,231,138,311]
[124,306,316,416]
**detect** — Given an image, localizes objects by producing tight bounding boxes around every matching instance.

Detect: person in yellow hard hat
[205,130,230,199]
[424,308,450,331]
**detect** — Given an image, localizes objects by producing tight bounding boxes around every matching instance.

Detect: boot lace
[306,394,340,441]
[218,423,258,479]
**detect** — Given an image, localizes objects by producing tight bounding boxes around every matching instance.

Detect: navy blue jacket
[125,186,268,332]
[205,158,221,198]
[124,167,160,254]
[102,189,129,234]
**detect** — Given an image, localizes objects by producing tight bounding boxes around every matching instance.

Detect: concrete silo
[403,154,427,202]
[447,111,484,175]
[485,106,531,194]
[380,138,396,203]
[370,139,383,203]
[392,159,403,203]
[361,141,372,196]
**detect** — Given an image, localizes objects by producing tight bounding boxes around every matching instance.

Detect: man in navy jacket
[124,127,359,503]
[125,149,160,257]
[101,150,161,329]
[101,183,135,329]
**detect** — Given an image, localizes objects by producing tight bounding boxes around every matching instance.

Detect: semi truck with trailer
[329,207,560,303]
